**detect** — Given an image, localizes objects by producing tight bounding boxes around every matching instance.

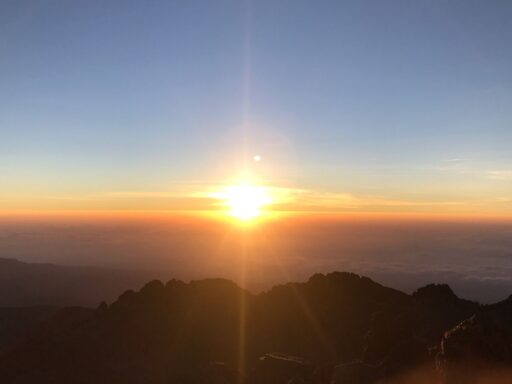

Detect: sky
[1,0,512,216]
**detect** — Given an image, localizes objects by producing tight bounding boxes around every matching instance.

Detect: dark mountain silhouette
[0,258,153,307]
[1,272,510,383]
[0,307,58,353]
[436,295,512,383]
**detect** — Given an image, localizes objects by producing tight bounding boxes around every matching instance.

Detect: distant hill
[1,272,509,383]
[0,258,152,307]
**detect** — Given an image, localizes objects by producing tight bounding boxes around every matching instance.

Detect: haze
[1,213,511,303]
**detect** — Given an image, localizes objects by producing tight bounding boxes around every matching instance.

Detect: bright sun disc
[220,183,272,221]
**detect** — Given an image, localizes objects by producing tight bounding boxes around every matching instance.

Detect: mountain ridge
[1,270,510,383]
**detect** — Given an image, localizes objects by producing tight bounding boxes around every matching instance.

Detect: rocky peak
[413,284,459,304]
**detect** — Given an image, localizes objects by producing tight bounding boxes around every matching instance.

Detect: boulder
[248,353,315,384]
[330,360,378,384]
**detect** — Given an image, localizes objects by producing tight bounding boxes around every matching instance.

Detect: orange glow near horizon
[3,186,512,221]
[2,209,512,224]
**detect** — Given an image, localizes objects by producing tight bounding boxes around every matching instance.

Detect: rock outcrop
[436,297,512,383]
[248,353,315,384]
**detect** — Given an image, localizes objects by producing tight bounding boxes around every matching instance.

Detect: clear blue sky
[1,0,511,213]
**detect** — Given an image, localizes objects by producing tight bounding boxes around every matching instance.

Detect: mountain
[1,272,509,383]
[0,307,58,353]
[0,258,153,307]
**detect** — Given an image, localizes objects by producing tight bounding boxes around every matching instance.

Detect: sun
[217,183,272,221]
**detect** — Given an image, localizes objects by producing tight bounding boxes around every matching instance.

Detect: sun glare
[218,183,272,221]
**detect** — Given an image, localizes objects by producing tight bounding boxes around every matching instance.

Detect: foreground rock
[437,296,512,383]
[248,353,315,384]
[331,360,378,384]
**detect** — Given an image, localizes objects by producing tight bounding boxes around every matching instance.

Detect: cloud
[2,180,510,215]
[104,191,183,199]
[487,170,512,181]
[40,188,481,214]
[273,189,359,209]
[267,187,470,213]
[434,158,472,173]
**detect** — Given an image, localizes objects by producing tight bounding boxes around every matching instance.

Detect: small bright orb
[222,183,271,221]
[253,155,261,162]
